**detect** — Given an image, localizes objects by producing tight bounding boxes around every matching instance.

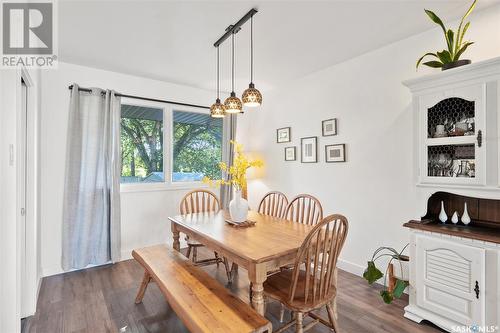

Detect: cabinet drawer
[415,235,485,326]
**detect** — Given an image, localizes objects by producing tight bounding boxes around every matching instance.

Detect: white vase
[229,188,249,223]
[451,211,459,224]
[439,201,448,223]
[462,202,471,225]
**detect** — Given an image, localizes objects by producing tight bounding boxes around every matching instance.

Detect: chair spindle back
[289,214,348,305]
[180,189,220,215]
[258,191,289,219]
[285,194,323,225]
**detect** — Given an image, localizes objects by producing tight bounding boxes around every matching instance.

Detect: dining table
[168,210,316,316]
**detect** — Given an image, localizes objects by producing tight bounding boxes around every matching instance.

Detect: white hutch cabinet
[403,58,500,332]
[404,57,500,189]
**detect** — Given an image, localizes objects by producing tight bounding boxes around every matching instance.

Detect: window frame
[120,98,218,193]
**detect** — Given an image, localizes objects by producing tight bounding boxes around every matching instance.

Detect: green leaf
[462,0,477,24]
[393,279,409,298]
[380,290,394,304]
[423,61,444,68]
[363,261,384,284]
[425,9,450,51]
[446,30,455,54]
[454,41,474,61]
[437,50,452,64]
[455,0,476,51]
[424,9,447,34]
[459,22,471,47]
[416,52,438,69]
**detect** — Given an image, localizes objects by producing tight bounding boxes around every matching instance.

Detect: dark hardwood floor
[22,248,443,333]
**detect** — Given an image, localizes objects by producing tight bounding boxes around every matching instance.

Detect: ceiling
[59,1,496,92]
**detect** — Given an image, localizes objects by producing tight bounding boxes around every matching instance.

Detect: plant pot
[442,59,471,71]
[229,188,249,223]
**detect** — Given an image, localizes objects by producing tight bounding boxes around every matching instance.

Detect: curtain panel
[220,114,237,209]
[62,84,121,271]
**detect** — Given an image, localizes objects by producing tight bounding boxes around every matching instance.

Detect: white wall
[238,5,500,275]
[40,62,214,276]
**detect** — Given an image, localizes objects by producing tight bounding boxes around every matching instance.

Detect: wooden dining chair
[263,214,349,333]
[258,191,289,219]
[179,189,232,282]
[285,194,323,225]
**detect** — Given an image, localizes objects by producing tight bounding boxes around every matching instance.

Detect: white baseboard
[337,258,366,277]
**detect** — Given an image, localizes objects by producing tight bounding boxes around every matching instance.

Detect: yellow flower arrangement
[203,140,263,191]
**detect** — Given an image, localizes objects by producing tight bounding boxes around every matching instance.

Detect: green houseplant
[416,0,476,71]
[363,245,409,304]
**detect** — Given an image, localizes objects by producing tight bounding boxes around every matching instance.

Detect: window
[119,102,223,187]
[120,104,164,183]
[172,110,223,182]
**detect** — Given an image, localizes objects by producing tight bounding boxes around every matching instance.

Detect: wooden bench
[132,245,272,333]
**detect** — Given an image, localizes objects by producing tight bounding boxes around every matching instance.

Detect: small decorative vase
[451,211,459,224]
[229,188,249,223]
[462,202,471,225]
[439,201,448,224]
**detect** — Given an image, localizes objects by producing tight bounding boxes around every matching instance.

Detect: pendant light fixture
[224,33,243,113]
[242,16,262,107]
[210,46,226,118]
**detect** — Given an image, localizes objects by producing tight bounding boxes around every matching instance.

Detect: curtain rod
[68,85,210,110]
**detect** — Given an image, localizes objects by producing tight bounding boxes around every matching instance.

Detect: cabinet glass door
[420,84,485,185]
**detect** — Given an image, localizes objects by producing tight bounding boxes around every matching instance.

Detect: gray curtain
[220,114,237,209]
[62,84,121,271]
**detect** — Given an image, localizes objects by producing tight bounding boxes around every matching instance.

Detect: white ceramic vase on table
[229,188,249,223]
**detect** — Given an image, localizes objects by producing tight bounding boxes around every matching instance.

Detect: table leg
[171,223,180,252]
[249,263,267,316]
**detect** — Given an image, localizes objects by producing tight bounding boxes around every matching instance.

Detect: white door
[19,78,28,318]
[416,234,485,326]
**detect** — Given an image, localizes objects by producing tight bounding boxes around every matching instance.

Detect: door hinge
[477,130,482,147]
[20,208,25,216]
[474,281,480,299]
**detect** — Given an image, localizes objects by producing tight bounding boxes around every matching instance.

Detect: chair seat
[186,236,203,246]
[263,269,336,312]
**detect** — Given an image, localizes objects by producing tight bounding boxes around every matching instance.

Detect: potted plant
[416,0,476,71]
[363,244,409,304]
[203,140,263,222]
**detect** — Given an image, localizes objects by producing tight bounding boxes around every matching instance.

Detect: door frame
[17,68,39,318]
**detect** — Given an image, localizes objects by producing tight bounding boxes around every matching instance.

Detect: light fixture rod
[216,46,220,99]
[213,8,258,47]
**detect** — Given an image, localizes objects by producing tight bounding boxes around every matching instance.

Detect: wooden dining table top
[168,210,314,264]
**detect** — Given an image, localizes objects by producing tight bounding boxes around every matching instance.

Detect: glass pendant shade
[210,98,226,118]
[224,91,243,113]
[242,82,262,107]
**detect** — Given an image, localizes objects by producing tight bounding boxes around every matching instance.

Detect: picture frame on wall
[284,147,296,161]
[301,137,318,163]
[322,118,337,136]
[325,144,346,162]
[276,127,291,143]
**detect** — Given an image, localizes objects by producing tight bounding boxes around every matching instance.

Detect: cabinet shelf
[426,136,476,146]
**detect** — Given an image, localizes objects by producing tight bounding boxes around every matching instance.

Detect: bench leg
[135,270,152,304]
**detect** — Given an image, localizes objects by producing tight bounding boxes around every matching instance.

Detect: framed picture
[284,147,296,161]
[322,118,337,136]
[276,127,291,143]
[301,137,318,163]
[325,144,346,162]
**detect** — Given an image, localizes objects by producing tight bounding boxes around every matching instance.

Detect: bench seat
[132,245,272,333]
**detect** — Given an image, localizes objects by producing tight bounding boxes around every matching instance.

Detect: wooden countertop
[404,220,500,245]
